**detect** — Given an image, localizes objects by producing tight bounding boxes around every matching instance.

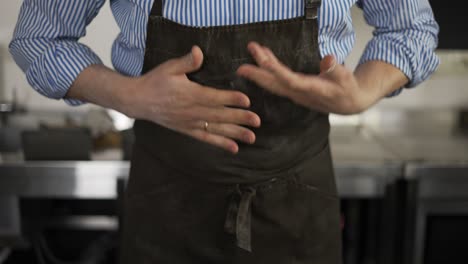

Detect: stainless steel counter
[0,161,128,199]
[0,160,402,199]
[1,124,467,199]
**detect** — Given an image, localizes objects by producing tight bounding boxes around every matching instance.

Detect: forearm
[358,0,439,92]
[65,65,133,113]
[9,0,108,105]
[354,60,409,109]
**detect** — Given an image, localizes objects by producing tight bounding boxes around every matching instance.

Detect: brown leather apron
[120,0,342,263]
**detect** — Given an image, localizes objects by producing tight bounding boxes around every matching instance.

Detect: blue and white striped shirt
[9,0,439,105]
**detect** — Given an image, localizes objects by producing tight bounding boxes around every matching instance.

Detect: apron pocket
[251,174,341,260]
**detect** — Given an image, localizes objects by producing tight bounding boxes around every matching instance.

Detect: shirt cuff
[25,42,103,106]
[359,38,439,97]
[359,37,415,97]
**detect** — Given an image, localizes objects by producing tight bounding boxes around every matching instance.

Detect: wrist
[353,73,381,113]
[355,60,409,102]
[352,61,401,113]
[112,75,139,117]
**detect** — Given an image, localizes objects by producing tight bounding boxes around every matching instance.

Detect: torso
[109,0,357,77]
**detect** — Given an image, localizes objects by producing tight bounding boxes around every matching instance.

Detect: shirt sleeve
[357,0,440,96]
[9,0,106,106]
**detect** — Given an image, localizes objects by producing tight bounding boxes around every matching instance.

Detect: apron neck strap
[305,0,321,19]
[151,0,163,17]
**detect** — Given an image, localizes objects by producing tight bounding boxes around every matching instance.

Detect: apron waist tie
[224,185,257,252]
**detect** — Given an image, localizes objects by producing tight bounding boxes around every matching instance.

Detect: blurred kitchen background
[1,1,467,264]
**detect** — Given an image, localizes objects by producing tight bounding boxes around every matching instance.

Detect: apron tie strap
[224,185,257,252]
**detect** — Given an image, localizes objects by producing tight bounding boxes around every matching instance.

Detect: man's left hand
[237,42,377,115]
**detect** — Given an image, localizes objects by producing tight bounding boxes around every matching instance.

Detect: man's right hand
[117,46,260,154]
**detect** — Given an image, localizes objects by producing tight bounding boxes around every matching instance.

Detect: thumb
[162,45,204,75]
[319,55,344,80]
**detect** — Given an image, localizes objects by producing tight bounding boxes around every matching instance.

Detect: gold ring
[204,121,209,132]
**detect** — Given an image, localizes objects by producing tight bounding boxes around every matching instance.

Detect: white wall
[0,2,467,116]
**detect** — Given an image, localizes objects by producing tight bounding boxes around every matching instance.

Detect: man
[10,0,439,263]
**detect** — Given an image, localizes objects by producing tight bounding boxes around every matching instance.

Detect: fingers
[199,121,256,144]
[237,64,292,98]
[246,42,301,89]
[188,106,261,128]
[237,42,311,98]
[179,115,257,154]
[160,46,204,75]
[186,121,255,154]
[188,129,240,154]
[173,105,259,153]
[190,84,251,108]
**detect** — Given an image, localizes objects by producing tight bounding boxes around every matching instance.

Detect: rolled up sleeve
[358,0,440,96]
[9,0,106,105]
